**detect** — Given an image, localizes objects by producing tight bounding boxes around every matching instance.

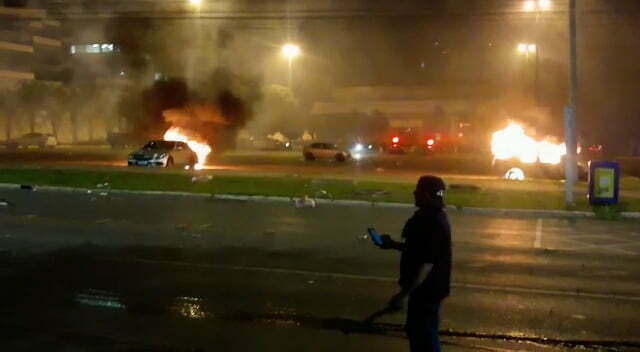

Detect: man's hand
[379,234,395,249]
[387,291,407,311]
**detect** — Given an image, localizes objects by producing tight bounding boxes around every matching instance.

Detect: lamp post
[281,43,300,90]
[516,42,539,103]
[522,0,551,105]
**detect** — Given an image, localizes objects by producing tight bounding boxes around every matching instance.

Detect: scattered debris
[376,168,385,173]
[310,179,326,185]
[353,189,390,199]
[0,199,15,208]
[572,314,586,320]
[96,182,110,189]
[198,223,213,229]
[294,196,316,208]
[314,189,334,200]
[307,280,315,285]
[191,175,214,183]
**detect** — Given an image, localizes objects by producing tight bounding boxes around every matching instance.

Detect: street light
[539,0,552,11]
[516,42,540,104]
[281,44,300,60]
[523,0,551,12]
[281,43,300,89]
[189,0,201,6]
[516,43,536,56]
[523,0,536,12]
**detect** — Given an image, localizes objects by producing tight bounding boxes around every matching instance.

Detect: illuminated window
[69,43,117,54]
[86,44,101,53]
[101,44,114,52]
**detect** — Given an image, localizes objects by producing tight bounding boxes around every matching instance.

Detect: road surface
[1,188,639,351]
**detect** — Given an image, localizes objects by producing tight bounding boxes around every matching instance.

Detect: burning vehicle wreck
[491,122,587,180]
[127,140,198,168]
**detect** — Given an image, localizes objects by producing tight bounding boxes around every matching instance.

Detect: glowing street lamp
[281,44,300,60]
[281,43,300,89]
[517,43,537,55]
[189,0,201,6]
[539,0,552,11]
[523,0,551,12]
[523,0,536,12]
[516,42,540,104]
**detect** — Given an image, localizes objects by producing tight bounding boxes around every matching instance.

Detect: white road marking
[103,257,640,302]
[534,218,543,249]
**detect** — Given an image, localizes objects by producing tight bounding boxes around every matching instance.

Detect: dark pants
[405,297,441,352]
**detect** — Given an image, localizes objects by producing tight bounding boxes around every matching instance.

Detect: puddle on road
[173,296,207,319]
[75,289,125,310]
[71,289,639,350]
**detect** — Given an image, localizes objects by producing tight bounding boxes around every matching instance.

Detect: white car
[7,133,57,149]
[128,140,197,168]
[303,143,350,162]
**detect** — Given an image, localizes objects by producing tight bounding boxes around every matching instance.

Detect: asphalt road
[1,188,639,351]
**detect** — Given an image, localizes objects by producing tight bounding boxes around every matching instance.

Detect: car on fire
[128,140,197,168]
[303,142,350,162]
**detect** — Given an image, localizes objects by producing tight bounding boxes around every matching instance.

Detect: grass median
[2,167,639,212]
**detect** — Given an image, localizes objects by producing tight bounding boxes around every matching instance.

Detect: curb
[1,183,639,219]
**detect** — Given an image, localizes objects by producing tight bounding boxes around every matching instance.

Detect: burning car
[128,140,197,168]
[491,122,586,180]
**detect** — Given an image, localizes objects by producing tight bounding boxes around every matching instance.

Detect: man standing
[380,175,452,352]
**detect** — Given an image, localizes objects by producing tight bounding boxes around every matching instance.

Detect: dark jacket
[399,207,452,302]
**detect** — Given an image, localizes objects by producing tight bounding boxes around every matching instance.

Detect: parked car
[303,142,350,162]
[128,140,197,168]
[7,133,57,149]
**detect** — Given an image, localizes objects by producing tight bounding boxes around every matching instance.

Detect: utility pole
[564,0,578,206]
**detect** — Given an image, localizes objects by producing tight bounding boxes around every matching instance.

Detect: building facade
[0,4,67,89]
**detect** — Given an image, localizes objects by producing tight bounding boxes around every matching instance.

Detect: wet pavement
[1,187,639,351]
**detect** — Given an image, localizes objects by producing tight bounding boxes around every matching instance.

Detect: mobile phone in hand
[367,228,384,246]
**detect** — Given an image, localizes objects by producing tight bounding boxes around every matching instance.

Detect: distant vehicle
[303,142,350,162]
[7,133,57,149]
[128,140,197,168]
[386,134,438,155]
[349,142,385,159]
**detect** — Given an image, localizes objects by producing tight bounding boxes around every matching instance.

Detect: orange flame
[163,127,212,170]
[491,122,566,165]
